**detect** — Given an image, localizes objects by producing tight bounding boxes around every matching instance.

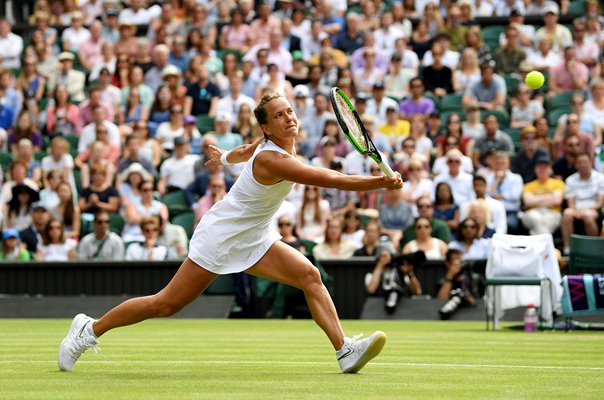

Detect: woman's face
[92,169,106,184]
[17,113,31,130]
[414,219,432,238]
[48,221,63,242]
[461,220,478,239]
[142,223,159,239]
[140,183,153,198]
[56,86,68,103]
[158,86,172,103]
[129,172,143,186]
[278,217,293,232]
[364,224,379,244]
[326,219,342,241]
[18,192,30,204]
[437,185,451,201]
[345,213,360,230]
[469,208,484,224]
[304,186,318,199]
[239,105,251,120]
[57,184,71,201]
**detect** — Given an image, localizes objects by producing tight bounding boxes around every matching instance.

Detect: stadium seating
[108,213,125,235]
[547,107,572,125]
[171,212,194,239]
[196,115,215,134]
[162,191,190,218]
[481,109,509,127]
[504,128,522,151]
[440,93,464,112]
[546,91,577,111]
[568,234,604,275]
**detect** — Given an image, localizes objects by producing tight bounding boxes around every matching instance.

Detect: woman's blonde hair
[467,198,491,226]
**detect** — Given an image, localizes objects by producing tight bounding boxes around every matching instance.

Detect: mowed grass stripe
[0,319,603,400]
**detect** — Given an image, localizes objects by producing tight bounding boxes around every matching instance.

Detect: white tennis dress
[188,140,294,274]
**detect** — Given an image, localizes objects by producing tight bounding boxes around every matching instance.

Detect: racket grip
[378,162,395,178]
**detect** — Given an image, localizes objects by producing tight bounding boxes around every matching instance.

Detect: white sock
[86,321,97,338]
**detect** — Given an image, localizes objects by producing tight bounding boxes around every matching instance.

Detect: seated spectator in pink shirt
[194,174,227,226]
[548,47,589,96]
[78,20,104,71]
[75,86,115,134]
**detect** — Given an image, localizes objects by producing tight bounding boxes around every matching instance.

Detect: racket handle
[378,162,395,178]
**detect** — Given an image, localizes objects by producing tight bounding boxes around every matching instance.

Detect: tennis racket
[329,87,395,177]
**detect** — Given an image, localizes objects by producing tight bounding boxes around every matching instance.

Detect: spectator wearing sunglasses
[447,217,490,259]
[401,196,451,249]
[125,216,169,261]
[78,210,125,260]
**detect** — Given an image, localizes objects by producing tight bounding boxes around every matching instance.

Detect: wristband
[220,150,233,166]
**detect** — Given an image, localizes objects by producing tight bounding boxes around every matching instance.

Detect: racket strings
[336,94,368,150]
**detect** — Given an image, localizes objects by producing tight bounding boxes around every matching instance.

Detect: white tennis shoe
[58,313,99,371]
[337,331,387,373]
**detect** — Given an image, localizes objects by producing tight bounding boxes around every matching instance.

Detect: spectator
[423,33,460,69]
[399,78,436,120]
[118,86,149,128]
[472,114,514,168]
[359,163,388,211]
[487,151,524,232]
[448,217,490,259]
[409,18,433,61]
[125,216,169,261]
[548,47,589,95]
[219,7,252,53]
[17,56,46,105]
[126,123,161,171]
[434,149,474,207]
[315,118,349,159]
[8,111,42,154]
[584,78,604,129]
[510,85,544,129]
[494,25,526,76]
[119,0,153,25]
[511,125,550,183]
[121,65,154,109]
[117,162,152,209]
[114,21,138,58]
[78,20,104,72]
[401,158,434,208]
[19,202,49,254]
[79,163,120,216]
[461,26,492,66]
[296,185,331,243]
[36,219,77,261]
[3,184,39,232]
[353,48,384,97]
[41,137,74,188]
[158,137,199,195]
[555,93,601,148]
[123,181,169,243]
[383,52,415,101]
[526,37,561,72]
[13,138,41,186]
[432,135,474,176]
[379,189,413,250]
[553,134,580,181]
[462,63,506,112]
[312,136,345,170]
[101,9,120,43]
[0,70,20,128]
[402,197,451,248]
[144,44,171,94]
[79,122,121,167]
[520,154,564,235]
[256,63,294,103]
[88,43,116,83]
[466,198,496,238]
[562,152,604,254]
[156,214,189,260]
[44,85,79,137]
[433,182,460,237]
[194,175,227,226]
[50,181,80,239]
[277,214,306,253]
[402,216,448,259]
[48,52,86,103]
[249,2,281,45]
[341,209,365,249]
[184,66,220,117]
[312,217,357,260]
[0,229,31,261]
[76,139,118,190]
[553,113,595,160]
[75,86,115,136]
[435,113,473,157]
[455,48,481,93]
[39,169,62,210]
[535,4,573,54]
[61,11,90,53]
[353,219,384,257]
[320,161,358,215]
[216,72,256,124]
[0,161,39,209]
[78,210,125,261]
[0,18,24,70]
[334,12,365,56]
[366,83,399,127]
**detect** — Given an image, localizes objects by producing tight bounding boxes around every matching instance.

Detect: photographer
[365,248,425,314]
[437,248,477,320]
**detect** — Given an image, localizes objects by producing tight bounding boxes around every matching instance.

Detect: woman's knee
[150,294,184,318]
[298,265,323,292]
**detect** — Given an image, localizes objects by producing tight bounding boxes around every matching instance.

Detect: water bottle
[524,304,538,333]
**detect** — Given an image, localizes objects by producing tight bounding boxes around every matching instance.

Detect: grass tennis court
[1,319,603,400]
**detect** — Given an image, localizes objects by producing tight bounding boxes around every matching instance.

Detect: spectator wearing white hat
[212,111,243,151]
[535,4,572,54]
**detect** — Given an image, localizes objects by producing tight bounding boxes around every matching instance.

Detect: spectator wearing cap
[78,20,105,72]
[0,228,31,261]
[512,125,550,183]
[61,11,91,54]
[116,162,152,209]
[0,19,23,70]
[494,25,526,76]
[158,137,200,195]
[101,9,120,43]
[366,83,399,127]
[18,202,49,254]
[486,151,524,232]
[434,149,475,208]
[398,78,436,120]
[182,115,202,155]
[519,154,564,235]
[216,73,256,125]
[48,52,86,103]
[535,4,573,54]
[292,84,313,122]
[462,63,506,112]
[286,50,310,88]
[212,111,243,151]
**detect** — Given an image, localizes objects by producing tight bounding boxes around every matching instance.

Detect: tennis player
[58,91,402,373]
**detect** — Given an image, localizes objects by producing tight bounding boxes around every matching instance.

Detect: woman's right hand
[204,145,225,166]
[383,172,403,190]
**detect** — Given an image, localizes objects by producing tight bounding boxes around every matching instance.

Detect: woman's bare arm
[204,138,264,166]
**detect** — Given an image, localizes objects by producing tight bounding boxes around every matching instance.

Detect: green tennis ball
[525,71,545,90]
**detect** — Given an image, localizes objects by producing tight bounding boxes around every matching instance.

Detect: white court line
[2,360,604,371]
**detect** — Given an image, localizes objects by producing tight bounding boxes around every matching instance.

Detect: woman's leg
[92,258,218,337]
[246,241,345,350]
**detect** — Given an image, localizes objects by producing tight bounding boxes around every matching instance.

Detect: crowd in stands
[0,0,603,299]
